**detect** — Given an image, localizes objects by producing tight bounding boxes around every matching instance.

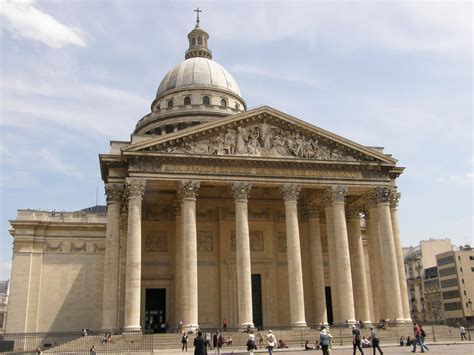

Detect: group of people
[185,329,233,355]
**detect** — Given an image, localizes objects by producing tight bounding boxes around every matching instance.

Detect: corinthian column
[173,200,183,325]
[123,178,146,332]
[179,180,200,330]
[328,186,355,324]
[323,193,340,323]
[307,203,327,324]
[390,189,411,322]
[346,206,371,325]
[232,182,254,329]
[364,208,380,322]
[376,187,403,322]
[101,183,124,330]
[281,184,307,327]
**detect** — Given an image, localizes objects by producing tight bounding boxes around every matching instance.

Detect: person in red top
[411,323,425,353]
[223,318,228,331]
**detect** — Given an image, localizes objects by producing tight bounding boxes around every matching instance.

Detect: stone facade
[6,20,411,332]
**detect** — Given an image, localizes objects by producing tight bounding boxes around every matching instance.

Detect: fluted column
[323,194,340,324]
[173,200,183,325]
[232,182,254,329]
[307,203,327,324]
[364,208,380,322]
[281,184,307,327]
[329,186,355,324]
[376,187,404,322]
[101,183,124,330]
[347,206,371,325]
[123,178,146,332]
[179,180,200,330]
[390,189,411,321]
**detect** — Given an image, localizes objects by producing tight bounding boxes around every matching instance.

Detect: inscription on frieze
[197,231,213,252]
[144,231,168,252]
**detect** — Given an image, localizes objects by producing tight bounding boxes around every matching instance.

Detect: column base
[238,322,255,331]
[332,319,357,327]
[122,326,142,334]
[389,318,406,324]
[184,324,200,333]
[291,321,308,328]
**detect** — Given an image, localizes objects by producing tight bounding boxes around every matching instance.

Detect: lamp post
[467,299,472,340]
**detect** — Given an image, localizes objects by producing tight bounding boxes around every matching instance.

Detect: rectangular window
[438,266,457,277]
[440,278,458,288]
[438,255,455,266]
[442,290,460,299]
[469,256,474,261]
[444,302,462,311]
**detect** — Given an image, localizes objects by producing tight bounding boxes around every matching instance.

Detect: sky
[0,0,472,281]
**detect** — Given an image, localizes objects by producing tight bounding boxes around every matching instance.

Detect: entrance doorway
[325,287,333,325]
[145,288,166,333]
[251,274,263,328]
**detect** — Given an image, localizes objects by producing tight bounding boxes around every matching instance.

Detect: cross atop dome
[185,8,212,59]
[194,7,202,26]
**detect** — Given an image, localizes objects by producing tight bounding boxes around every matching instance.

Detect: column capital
[324,185,348,204]
[126,178,146,199]
[375,187,391,204]
[232,182,252,200]
[390,188,401,209]
[364,189,378,209]
[179,180,200,199]
[105,183,124,204]
[346,205,361,220]
[281,183,301,202]
[306,203,322,219]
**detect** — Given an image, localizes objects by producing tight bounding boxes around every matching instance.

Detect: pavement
[148,342,474,355]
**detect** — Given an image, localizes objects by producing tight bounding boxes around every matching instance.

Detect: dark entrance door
[325,287,333,325]
[145,288,166,333]
[251,274,263,328]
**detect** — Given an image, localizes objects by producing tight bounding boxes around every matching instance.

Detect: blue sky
[0,0,472,280]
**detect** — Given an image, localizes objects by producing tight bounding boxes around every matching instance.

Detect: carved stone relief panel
[197,207,217,221]
[143,205,174,221]
[154,121,370,162]
[197,231,213,252]
[250,231,264,251]
[277,232,287,253]
[230,230,264,252]
[45,241,63,252]
[249,207,271,220]
[70,241,87,253]
[144,231,168,252]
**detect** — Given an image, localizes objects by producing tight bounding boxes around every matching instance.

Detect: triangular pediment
[123,106,397,164]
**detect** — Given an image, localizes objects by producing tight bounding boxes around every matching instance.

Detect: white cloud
[208,2,471,55]
[436,173,474,185]
[0,0,87,48]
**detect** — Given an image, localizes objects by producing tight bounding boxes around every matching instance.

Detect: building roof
[0,281,9,295]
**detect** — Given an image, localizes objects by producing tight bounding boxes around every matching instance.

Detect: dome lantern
[185,8,212,60]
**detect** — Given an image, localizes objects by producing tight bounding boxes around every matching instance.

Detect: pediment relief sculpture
[151,122,374,162]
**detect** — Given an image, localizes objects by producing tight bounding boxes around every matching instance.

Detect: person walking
[370,326,383,355]
[181,331,188,352]
[194,330,206,355]
[89,345,97,355]
[411,323,425,353]
[460,325,467,340]
[419,325,429,351]
[352,324,364,355]
[319,326,333,355]
[222,318,228,331]
[215,330,223,355]
[247,331,257,354]
[266,329,277,355]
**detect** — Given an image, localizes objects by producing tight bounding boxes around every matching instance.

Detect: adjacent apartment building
[404,239,453,322]
[0,280,9,333]
[436,246,474,324]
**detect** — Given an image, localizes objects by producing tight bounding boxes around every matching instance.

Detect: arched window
[220,99,227,107]
[198,37,203,45]
[156,103,161,110]
[235,103,240,110]
[192,38,196,46]
[184,96,191,105]
[167,99,173,108]
[203,96,210,105]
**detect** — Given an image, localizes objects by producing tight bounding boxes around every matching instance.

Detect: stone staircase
[38,324,468,353]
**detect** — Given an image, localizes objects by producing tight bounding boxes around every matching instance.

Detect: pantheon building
[7,20,411,333]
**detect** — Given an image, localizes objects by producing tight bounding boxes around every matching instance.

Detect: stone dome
[156,57,241,100]
[134,21,246,136]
